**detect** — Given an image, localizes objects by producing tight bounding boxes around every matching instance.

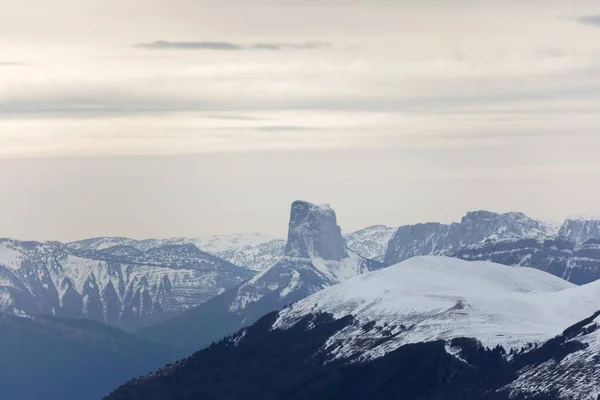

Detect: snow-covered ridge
[273,256,600,361]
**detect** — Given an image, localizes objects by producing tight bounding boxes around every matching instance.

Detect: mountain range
[67,224,395,272]
[385,211,600,284]
[2,203,600,399]
[106,256,600,400]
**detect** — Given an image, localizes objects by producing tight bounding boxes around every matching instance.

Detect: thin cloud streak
[134,40,332,51]
[576,15,600,27]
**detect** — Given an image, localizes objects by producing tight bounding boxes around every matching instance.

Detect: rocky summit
[285,201,348,260]
[137,200,383,349]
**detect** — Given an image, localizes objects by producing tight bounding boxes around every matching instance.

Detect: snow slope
[502,311,600,400]
[274,256,600,361]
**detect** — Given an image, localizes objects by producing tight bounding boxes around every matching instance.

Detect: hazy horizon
[1,150,596,242]
[2,0,600,240]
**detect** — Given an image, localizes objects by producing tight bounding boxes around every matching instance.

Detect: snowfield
[274,256,600,361]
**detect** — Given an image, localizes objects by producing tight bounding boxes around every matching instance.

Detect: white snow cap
[274,256,600,360]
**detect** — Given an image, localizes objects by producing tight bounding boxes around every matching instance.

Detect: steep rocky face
[0,239,253,331]
[137,201,383,349]
[285,201,348,260]
[344,225,395,262]
[384,211,556,266]
[558,217,600,246]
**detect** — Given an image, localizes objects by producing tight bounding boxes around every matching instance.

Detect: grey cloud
[207,114,261,121]
[89,56,176,60]
[253,126,318,132]
[135,40,332,51]
[576,15,600,27]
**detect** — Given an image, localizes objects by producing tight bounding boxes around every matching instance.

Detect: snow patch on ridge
[0,242,25,270]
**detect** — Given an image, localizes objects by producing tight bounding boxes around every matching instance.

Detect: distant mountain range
[0,217,393,332]
[385,211,600,284]
[67,233,288,273]
[107,257,600,400]
[67,225,395,272]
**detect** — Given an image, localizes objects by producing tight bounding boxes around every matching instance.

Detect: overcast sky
[2,0,600,241]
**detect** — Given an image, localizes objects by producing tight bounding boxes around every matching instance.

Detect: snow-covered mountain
[344,225,395,261]
[275,256,595,357]
[137,200,384,349]
[108,257,600,400]
[0,239,253,331]
[384,210,556,265]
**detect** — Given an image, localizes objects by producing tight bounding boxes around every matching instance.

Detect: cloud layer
[135,40,332,51]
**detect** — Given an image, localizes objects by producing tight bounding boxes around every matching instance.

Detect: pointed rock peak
[284,200,348,261]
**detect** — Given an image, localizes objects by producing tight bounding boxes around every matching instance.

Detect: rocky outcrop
[285,201,348,260]
[558,216,600,246]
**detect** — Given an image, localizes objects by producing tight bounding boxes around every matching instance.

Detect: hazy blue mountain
[0,313,182,400]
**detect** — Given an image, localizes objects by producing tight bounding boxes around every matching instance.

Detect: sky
[1,0,600,241]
